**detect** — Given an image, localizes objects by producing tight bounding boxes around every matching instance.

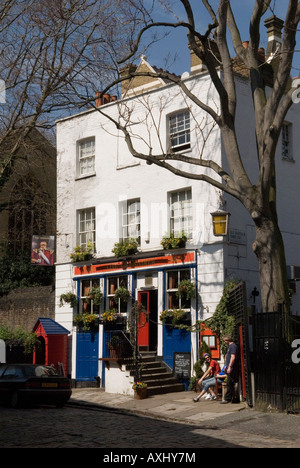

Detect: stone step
[142,376,182,388]
[124,352,187,396]
[147,383,186,396]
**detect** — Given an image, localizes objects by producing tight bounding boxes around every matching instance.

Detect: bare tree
[0,0,152,190]
[98,0,300,313]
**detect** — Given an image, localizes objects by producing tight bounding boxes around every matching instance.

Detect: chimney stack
[96,92,117,107]
[264,16,284,60]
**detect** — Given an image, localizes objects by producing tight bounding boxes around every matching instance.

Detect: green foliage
[0,324,40,354]
[70,242,94,262]
[73,313,99,331]
[176,279,196,299]
[86,286,103,306]
[59,291,78,308]
[160,232,187,250]
[189,341,211,391]
[0,249,54,296]
[114,286,131,302]
[159,308,188,326]
[204,279,239,355]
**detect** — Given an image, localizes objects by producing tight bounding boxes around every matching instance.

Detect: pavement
[68,388,300,448]
[69,387,247,425]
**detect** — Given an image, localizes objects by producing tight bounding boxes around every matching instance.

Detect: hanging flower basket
[114,287,131,303]
[86,286,103,306]
[59,292,78,308]
[176,279,196,300]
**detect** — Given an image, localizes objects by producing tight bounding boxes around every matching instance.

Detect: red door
[137,291,149,349]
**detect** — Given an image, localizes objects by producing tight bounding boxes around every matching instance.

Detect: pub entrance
[137,290,158,352]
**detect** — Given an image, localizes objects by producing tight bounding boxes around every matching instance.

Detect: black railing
[104,330,133,359]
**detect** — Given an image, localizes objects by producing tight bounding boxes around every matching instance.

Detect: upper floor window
[122,199,140,244]
[170,189,192,239]
[282,123,293,161]
[78,207,95,251]
[78,138,95,176]
[169,110,190,153]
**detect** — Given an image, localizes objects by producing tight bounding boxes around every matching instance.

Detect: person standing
[221,334,239,404]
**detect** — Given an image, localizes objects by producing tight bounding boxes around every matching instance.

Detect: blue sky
[141,1,300,77]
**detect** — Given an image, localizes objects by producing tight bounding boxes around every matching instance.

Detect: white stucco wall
[55,71,229,319]
[55,62,300,384]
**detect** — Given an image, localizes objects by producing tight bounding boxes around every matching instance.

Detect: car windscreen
[24,365,59,377]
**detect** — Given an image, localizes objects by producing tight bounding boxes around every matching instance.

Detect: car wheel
[10,391,20,408]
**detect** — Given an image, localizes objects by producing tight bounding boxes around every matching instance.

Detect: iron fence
[253,309,300,413]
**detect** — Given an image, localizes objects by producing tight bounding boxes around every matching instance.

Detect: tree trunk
[252,214,290,312]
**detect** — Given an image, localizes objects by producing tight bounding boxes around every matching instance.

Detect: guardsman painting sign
[31,235,55,266]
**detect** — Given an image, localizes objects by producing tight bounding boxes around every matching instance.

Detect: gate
[285,314,300,413]
[228,282,253,406]
[253,309,300,413]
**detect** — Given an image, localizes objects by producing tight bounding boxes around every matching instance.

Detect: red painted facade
[32,319,69,376]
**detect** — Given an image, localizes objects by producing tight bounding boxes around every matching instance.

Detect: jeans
[201,377,222,392]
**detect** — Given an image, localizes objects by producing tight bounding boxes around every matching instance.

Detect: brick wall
[0,286,55,332]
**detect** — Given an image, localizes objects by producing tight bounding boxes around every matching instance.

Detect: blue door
[163,325,191,370]
[76,331,99,381]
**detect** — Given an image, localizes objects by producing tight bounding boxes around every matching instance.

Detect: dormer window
[169,111,190,153]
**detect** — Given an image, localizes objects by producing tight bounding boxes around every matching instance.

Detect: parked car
[0,363,72,408]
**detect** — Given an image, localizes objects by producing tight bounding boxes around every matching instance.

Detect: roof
[34,318,70,335]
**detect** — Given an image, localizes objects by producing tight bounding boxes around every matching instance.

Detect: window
[170,189,192,238]
[80,279,100,313]
[107,275,128,313]
[78,138,95,176]
[202,335,217,349]
[169,110,190,152]
[3,366,24,378]
[282,123,293,161]
[166,269,191,309]
[78,208,95,251]
[122,199,140,243]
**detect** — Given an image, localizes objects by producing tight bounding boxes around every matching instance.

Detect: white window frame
[169,188,192,239]
[78,138,96,176]
[121,199,140,243]
[107,275,128,313]
[168,110,190,153]
[282,122,293,161]
[202,335,217,349]
[78,207,96,251]
[166,269,191,310]
[79,278,100,314]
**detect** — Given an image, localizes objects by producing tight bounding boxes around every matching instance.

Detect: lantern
[211,210,230,236]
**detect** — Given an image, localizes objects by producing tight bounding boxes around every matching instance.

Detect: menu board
[173,352,191,379]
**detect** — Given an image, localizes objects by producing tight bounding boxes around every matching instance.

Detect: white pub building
[55,18,300,395]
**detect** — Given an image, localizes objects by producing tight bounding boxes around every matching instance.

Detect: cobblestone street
[1,403,300,450]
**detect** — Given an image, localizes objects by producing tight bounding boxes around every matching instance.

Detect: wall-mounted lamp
[211,210,230,236]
